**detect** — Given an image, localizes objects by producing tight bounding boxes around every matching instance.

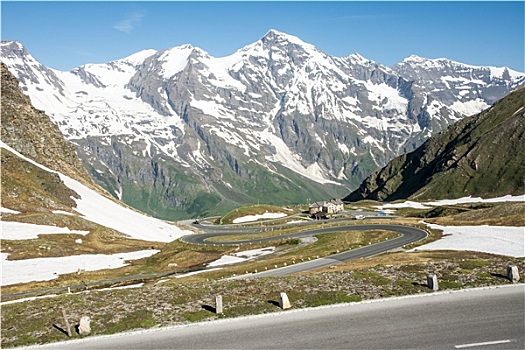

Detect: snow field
[1,221,89,240]
[414,223,524,258]
[1,250,159,286]
[0,142,192,286]
[0,141,192,243]
[376,195,525,257]
[376,194,524,210]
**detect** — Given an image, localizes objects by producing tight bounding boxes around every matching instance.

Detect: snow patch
[413,223,524,258]
[52,210,74,216]
[1,221,90,240]
[207,247,275,267]
[376,195,524,210]
[0,207,20,214]
[450,98,490,117]
[232,212,287,224]
[376,201,432,210]
[1,250,159,286]
[424,195,525,206]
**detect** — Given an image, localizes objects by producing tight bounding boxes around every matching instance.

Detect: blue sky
[2,1,524,72]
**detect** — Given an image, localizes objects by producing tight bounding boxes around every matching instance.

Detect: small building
[309,199,344,215]
[324,201,338,214]
[327,199,344,214]
[308,201,325,215]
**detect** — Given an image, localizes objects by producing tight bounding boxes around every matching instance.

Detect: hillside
[1,63,95,213]
[1,63,92,184]
[344,87,525,202]
[1,63,190,241]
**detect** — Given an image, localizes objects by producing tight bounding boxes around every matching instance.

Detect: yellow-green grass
[217,204,300,225]
[2,252,522,349]
[425,202,525,226]
[195,229,400,280]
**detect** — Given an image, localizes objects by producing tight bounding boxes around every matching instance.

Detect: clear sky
[2,1,524,72]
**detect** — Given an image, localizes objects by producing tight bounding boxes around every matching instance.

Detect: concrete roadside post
[427,274,439,291]
[279,292,291,309]
[215,295,223,314]
[507,265,520,283]
[78,316,91,335]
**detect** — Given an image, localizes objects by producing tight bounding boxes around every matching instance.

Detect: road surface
[21,285,525,349]
[2,222,426,301]
[183,223,428,278]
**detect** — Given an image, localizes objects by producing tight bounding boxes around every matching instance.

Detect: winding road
[182,220,428,278]
[2,219,427,300]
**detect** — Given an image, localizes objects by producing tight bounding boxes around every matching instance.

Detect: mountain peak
[1,40,29,57]
[346,53,375,65]
[403,54,427,63]
[1,40,23,47]
[261,29,312,48]
[120,49,157,65]
[3,34,524,220]
[263,29,293,39]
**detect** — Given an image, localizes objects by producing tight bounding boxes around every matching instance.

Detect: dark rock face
[0,63,89,212]
[1,63,89,183]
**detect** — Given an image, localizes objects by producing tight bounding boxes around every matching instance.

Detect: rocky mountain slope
[344,87,525,202]
[2,30,524,219]
[1,63,189,243]
[1,63,91,186]
[1,63,92,213]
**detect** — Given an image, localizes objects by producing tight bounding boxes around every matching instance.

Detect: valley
[1,138,523,347]
[1,24,524,349]
[1,198,524,347]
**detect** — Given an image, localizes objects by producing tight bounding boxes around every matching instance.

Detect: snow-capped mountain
[2,30,523,219]
[393,55,525,117]
[344,86,525,202]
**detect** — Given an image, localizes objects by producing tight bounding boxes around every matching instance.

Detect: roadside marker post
[427,274,439,291]
[215,295,223,314]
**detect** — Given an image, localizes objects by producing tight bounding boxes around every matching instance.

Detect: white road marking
[455,339,514,348]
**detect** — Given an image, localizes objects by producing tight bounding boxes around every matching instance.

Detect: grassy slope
[2,202,524,347]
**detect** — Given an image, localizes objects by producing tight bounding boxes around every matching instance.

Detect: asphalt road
[2,222,425,301]
[182,223,426,246]
[183,223,428,278]
[22,285,525,349]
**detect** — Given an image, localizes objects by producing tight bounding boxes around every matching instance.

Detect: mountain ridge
[343,86,525,202]
[2,30,524,219]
